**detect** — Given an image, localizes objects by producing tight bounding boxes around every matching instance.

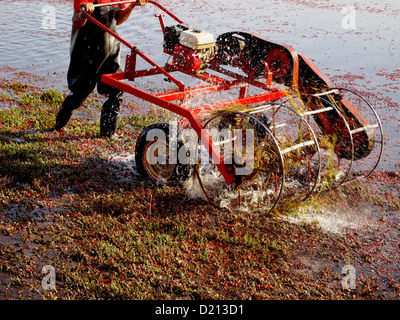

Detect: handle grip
[81,0,184,35]
[93,1,138,8]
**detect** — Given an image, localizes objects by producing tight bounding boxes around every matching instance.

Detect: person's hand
[136,0,148,6]
[81,2,95,15]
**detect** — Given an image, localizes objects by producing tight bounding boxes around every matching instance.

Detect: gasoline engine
[163,24,216,73]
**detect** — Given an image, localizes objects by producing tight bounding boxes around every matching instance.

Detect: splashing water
[282,203,376,234]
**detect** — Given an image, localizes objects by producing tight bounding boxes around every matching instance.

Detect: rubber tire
[135,122,193,183]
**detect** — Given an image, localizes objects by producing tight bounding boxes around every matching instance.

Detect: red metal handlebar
[90,0,184,24]
[93,1,138,8]
[148,1,184,24]
[81,0,184,49]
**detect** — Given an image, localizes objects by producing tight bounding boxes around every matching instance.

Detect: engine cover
[164,24,216,73]
[173,44,202,73]
[179,29,215,50]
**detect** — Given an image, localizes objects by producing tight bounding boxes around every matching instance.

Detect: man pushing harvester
[54,0,148,138]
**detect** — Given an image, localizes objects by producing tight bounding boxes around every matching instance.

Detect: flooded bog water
[0,0,399,170]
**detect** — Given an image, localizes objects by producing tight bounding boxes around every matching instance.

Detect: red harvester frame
[83,1,305,185]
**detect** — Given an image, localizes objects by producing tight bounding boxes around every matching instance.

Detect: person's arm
[72,2,95,29]
[116,0,148,25]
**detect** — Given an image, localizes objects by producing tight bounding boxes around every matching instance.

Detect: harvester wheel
[248,103,322,201]
[196,111,285,214]
[135,122,193,183]
[330,88,384,180]
[282,94,355,190]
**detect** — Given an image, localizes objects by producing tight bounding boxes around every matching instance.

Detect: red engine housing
[173,44,202,73]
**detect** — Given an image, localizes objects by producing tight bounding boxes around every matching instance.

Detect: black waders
[55,3,123,138]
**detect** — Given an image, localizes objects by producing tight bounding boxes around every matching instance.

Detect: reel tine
[196,111,285,214]
[332,87,384,181]
[256,102,322,202]
[196,105,326,214]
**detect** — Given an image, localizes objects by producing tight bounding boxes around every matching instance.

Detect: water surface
[0,0,399,169]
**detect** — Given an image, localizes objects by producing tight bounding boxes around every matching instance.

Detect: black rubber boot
[100,90,123,138]
[54,93,83,131]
